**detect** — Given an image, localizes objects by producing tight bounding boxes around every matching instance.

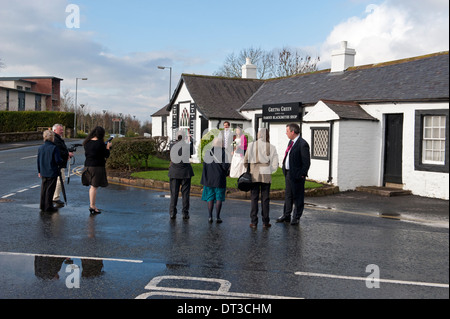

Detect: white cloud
[319,0,449,68]
[0,0,199,123]
[1,0,448,123]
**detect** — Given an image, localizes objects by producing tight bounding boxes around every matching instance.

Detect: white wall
[362,102,449,199]
[335,120,381,190]
[151,116,162,137]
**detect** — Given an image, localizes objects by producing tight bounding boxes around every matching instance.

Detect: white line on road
[21,155,37,160]
[295,271,449,289]
[0,251,143,264]
[1,193,16,199]
[136,276,301,299]
[17,189,28,193]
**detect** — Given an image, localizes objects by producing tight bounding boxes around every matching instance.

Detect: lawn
[131,156,323,190]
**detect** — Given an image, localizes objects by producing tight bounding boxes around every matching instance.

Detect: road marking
[295,271,449,289]
[136,275,301,299]
[0,251,143,264]
[21,155,37,160]
[1,184,40,199]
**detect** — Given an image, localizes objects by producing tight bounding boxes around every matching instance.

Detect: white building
[152,43,449,199]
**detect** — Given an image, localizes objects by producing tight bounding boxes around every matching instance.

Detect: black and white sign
[262,102,301,122]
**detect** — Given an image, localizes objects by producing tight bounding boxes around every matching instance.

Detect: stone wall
[0,131,42,143]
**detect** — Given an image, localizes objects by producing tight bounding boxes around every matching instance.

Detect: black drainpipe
[327,120,334,184]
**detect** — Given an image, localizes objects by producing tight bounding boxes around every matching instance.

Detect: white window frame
[422,115,446,165]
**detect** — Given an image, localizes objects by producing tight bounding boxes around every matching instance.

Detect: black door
[384,114,403,184]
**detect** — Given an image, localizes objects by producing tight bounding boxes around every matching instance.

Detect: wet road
[0,142,448,299]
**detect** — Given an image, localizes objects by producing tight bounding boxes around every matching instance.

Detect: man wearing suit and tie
[277,123,311,225]
[168,130,194,220]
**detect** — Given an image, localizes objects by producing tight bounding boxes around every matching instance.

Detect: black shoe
[183,214,190,220]
[44,207,58,213]
[276,215,291,223]
[263,223,272,229]
[53,200,65,207]
[208,218,213,223]
[89,207,101,215]
[290,218,300,225]
[216,218,222,224]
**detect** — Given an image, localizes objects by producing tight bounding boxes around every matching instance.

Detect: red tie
[284,140,294,163]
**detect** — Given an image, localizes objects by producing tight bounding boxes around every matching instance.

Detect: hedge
[0,111,74,133]
[107,137,158,171]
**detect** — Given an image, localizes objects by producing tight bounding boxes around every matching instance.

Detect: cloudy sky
[0,0,448,123]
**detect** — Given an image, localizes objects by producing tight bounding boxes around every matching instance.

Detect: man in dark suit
[168,130,194,220]
[52,124,73,207]
[277,123,311,225]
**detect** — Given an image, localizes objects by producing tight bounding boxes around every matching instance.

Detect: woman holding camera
[82,126,112,214]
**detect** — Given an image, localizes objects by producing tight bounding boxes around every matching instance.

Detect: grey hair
[43,130,55,142]
[52,124,63,131]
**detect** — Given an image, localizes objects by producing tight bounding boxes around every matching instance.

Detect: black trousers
[40,177,58,211]
[250,182,271,225]
[283,171,306,220]
[169,178,192,217]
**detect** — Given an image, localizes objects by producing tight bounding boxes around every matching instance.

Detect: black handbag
[237,164,253,192]
[81,168,90,186]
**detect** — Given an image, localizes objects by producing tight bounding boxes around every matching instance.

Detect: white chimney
[331,41,356,73]
[242,57,257,79]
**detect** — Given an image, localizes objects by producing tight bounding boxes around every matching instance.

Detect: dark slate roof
[171,74,264,120]
[0,76,63,81]
[320,100,377,121]
[151,104,170,117]
[240,52,449,111]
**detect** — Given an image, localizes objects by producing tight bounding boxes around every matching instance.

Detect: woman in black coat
[82,126,111,214]
[200,137,230,223]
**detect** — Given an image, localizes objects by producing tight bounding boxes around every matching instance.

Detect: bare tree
[275,47,320,77]
[214,47,319,79]
[60,88,75,112]
[214,47,274,79]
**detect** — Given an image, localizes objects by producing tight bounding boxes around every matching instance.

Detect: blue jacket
[200,147,230,188]
[37,141,62,178]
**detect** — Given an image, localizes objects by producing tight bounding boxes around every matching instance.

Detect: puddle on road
[0,252,165,298]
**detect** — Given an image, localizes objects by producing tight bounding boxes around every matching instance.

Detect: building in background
[0,76,63,112]
[153,44,449,199]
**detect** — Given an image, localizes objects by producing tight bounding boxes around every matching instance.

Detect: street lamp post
[74,77,88,137]
[157,66,172,102]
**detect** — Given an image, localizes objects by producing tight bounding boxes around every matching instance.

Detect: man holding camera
[52,124,73,207]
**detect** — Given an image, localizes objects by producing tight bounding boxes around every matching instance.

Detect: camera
[67,143,82,152]
[106,136,114,144]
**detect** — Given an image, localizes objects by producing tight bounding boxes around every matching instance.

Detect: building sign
[262,102,301,122]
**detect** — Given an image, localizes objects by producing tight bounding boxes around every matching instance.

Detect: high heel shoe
[89,207,101,214]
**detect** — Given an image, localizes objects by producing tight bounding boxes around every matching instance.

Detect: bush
[0,111,74,133]
[107,137,158,171]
